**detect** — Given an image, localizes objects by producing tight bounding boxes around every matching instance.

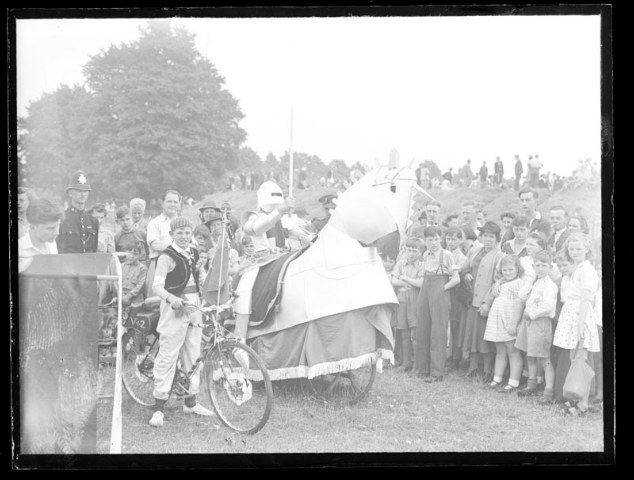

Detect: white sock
[493,376,503,384]
[537,376,544,385]
[508,378,520,387]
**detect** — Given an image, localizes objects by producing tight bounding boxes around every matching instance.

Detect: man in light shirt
[145,190,182,296]
[18,197,64,272]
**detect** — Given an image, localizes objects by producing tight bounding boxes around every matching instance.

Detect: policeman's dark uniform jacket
[57,171,99,254]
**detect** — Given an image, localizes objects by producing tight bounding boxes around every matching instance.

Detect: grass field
[97,361,606,456]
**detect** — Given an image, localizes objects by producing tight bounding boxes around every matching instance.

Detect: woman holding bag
[552,233,601,416]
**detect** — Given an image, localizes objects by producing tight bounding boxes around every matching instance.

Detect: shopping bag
[563,349,595,402]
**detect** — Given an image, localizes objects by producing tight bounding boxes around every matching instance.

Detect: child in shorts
[515,250,559,401]
[391,238,424,372]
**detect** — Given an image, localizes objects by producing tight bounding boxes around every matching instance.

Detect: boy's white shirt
[523,275,558,320]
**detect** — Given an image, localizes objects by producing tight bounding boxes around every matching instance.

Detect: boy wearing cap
[57,170,99,254]
[148,216,215,427]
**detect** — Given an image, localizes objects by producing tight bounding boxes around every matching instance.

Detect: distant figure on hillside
[514,155,524,191]
[528,154,543,189]
[494,157,504,186]
[443,168,453,184]
[479,162,489,189]
[415,163,423,187]
[421,165,430,189]
[463,160,476,187]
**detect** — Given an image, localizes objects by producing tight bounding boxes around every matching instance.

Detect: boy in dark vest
[149,216,215,427]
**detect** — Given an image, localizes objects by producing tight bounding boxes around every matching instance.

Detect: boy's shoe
[149,410,164,427]
[497,384,519,394]
[183,403,216,417]
[403,365,413,373]
[517,386,539,397]
[424,375,443,383]
[463,369,482,380]
[537,394,555,405]
[485,381,501,389]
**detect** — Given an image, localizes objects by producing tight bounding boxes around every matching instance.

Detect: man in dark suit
[518,188,551,239]
[548,205,570,253]
[311,194,337,233]
[514,155,524,190]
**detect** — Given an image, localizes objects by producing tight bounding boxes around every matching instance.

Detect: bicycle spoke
[205,341,273,434]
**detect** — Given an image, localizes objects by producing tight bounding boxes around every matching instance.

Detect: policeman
[311,194,337,233]
[56,170,99,254]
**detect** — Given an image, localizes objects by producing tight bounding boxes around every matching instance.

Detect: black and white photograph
[9,6,614,467]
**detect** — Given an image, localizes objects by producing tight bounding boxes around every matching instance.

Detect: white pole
[110,254,124,454]
[289,105,294,199]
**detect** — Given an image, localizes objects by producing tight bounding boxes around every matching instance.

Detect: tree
[264,153,279,172]
[19,20,247,201]
[18,85,97,196]
[422,159,442,180]
[327,159,350,181]
[236,146,262,173]
[279,151,327,186]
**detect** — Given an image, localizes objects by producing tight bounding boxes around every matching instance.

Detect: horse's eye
[390,184,396,193]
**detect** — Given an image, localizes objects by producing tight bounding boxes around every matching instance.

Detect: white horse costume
[241,166,420,380]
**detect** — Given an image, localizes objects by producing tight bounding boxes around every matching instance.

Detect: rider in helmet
[231,181,313,358]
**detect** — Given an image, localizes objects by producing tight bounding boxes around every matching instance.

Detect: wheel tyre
[308,361,376,406]
[121,330,157,407]
[204,339,273,434]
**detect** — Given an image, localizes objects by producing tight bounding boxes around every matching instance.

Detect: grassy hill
[181,183,602,243]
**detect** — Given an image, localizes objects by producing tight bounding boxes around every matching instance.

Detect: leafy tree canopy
[19,20,246,201]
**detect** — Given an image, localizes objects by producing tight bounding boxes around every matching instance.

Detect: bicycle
[120,296,273,434]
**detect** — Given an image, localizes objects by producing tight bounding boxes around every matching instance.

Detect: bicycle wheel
[308,362,376,406]
[121,330,158,407]
[203,339,273,434]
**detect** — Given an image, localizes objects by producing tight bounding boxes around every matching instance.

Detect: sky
[15,14,603,176]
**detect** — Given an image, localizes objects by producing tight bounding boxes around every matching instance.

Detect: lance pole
[289,105,294,199]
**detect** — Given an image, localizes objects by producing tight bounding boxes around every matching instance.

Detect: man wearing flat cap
[311,194,337,233]
[57,170,99,254]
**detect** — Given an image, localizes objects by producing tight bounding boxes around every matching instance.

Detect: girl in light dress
[482,255,525,392]
[552,233,601,416]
